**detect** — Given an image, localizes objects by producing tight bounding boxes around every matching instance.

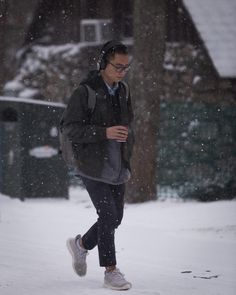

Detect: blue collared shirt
[105,82,119,96]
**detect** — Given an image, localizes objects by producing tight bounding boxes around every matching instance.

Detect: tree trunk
[0,0,7,92]
[126,0,166,203]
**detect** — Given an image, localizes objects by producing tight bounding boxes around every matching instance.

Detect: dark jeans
[80,177,125,267]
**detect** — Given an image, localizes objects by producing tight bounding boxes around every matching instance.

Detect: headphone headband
[97,40,126,71]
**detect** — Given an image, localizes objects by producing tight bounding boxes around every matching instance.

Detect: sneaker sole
[103,282,132,290]
[66,238,87,277]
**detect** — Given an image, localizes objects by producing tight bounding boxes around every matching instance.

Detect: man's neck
[101,72,116,87]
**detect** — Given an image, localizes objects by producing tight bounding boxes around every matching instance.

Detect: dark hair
[104,43,128,62]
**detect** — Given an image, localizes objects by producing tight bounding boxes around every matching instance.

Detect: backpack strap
[60,84,96,130]
[85,82,128,110]
[120,81,129,102]
[83,84,97,113]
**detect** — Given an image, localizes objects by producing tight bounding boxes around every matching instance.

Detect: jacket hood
[80,70,104,91]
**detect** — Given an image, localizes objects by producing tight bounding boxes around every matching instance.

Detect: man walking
[63,40,134,290]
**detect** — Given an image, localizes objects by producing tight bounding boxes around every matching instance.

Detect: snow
[193,76,201,85]
[0,96,65,108]
[3,43,86,99]
[188,119,199,131]
[183,0,236,78]
[0,188,236,295]
[15,88,39,99]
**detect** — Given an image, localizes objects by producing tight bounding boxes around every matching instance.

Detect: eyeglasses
[108,61,131,73]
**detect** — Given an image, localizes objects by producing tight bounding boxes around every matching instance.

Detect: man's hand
[106,126,128,142]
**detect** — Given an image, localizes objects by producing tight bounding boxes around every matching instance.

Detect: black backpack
[59,82,129,168]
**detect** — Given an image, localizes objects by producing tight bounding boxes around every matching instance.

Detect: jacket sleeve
[62,85,107,144]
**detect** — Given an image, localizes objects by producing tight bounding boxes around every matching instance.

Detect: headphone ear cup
[97,60,101,71]
[97,49,106,71]
[100,58,106,70]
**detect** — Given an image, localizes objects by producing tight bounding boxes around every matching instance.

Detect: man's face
[102,53,130,84]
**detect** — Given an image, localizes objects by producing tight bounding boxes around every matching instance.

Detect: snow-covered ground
[0,187,236,295]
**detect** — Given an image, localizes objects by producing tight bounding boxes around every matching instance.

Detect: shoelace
[110,269,126,282]
[79,250,88,258]
[76,245,88,261]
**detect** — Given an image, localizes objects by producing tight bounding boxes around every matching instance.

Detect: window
[83,24,96,42]
[101,22,112,41]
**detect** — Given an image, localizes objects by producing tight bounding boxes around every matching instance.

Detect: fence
[0,97,68,199]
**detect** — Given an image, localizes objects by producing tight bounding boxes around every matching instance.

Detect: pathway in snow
[0,188,236,295]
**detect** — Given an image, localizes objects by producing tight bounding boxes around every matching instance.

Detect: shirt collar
[104,81,119,96]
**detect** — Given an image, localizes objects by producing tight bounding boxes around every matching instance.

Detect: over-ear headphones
[97,40,125,71]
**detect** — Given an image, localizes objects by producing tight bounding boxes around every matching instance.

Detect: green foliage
[158,101,236,200]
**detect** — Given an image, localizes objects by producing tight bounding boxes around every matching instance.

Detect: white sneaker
[66,235,88,277]
[104,268,132,290]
